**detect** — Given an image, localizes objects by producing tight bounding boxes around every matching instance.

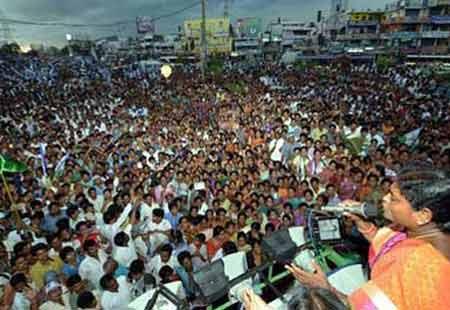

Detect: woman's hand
[340,200,378,241]
[242,288,273,310]
[285,261,331,290]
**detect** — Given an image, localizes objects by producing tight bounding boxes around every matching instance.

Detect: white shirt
[101,276,132,310]
[99,203,133,243]
[148,255,178,283]
[139,202,159,222]
[270,138,285,162]
[11,292,31,310]
[39,289,70,310]
[113,242,138,268]
[143,219,171,250]
[85,193,105,213]
[79,250,108,290]
[39,300,67,310]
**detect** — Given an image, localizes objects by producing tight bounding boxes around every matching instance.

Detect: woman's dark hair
[159,265,174,283]
[114,231,129,247]
[160,244,173,255]
[31,243,48,256]
[129,259,145,275]
[237,231,247,241]
[288,286,348,310]
[265,223,275,232]
[177,251,192,266]
[59,246,75,262]
[99,273,115,290]
[398,163,450,232]
[213,226,224,238]
[222,241,238,256]
[77,291,97,309]
[10,273,27,288]
[152,208,164,218]
[66,274,82,289]
[250,239,262,248]
[251,222,261,231]
[194,233,206,243]
[13,241,29,256]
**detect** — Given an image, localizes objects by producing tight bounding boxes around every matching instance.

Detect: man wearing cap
[39,280,70,310]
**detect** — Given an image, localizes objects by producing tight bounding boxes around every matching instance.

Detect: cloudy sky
[1,0,393,47]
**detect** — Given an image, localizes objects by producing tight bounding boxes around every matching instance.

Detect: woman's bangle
[359,223,377,235]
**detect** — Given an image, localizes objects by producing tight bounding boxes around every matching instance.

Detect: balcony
[336,33,380,40]
[428,0,450,6]
[431,15,450,24]
[420,30,450,38]
[403,0,425,8]
[383,16,429,24]
[234,40,260,48]
[381,31,419,39]
[348,21,379,27]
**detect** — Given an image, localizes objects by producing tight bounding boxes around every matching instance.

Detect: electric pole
[200,0,207,79]
[224,0,229,18]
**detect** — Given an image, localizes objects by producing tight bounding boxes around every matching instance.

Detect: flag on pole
[0,154,27,174]
[399,127,422,147]
[54,153,70,177]
[39,143,48,176]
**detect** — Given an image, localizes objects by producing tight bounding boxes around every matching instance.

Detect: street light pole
[200,0,207,79]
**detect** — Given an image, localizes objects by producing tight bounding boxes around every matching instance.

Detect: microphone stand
[144,283,189,310]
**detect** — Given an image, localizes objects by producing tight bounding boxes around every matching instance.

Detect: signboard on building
[136,16,155,34]
[235,17,262,38]
[431,15,450,24]
[184,18,232,54]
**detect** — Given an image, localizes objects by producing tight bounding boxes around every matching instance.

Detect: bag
[262,229,297,263]
[192,259,229,304]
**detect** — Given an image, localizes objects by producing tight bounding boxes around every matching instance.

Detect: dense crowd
[0,54,450,310]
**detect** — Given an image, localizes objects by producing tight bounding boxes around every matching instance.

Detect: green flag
[398,127,422,147]
[344,136,365,156]
[0,154,28,174]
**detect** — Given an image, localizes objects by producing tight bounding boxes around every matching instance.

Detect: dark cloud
[1,0,392,47]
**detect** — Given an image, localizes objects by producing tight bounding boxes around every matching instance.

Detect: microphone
[322,202,379,219]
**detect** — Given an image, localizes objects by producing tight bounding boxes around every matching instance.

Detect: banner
[235,17,262,38]
[136,16,155,34]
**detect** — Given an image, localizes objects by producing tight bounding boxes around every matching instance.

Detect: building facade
[382,0,450,54]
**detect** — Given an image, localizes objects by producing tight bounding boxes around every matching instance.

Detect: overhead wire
[0,0,202,28]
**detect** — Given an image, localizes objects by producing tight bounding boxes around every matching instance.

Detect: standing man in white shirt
[78,239,108,290]
[148,244,178,284]
[99,273,132,310]
[143,208,171,255]
[99,203,134,244]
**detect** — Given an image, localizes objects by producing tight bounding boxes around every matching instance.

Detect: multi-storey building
[336,10,385,47]
[382,0,450,54]
[266,19,318,53]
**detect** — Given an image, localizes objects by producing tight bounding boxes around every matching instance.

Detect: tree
[376,55,394,73]
[60,45,71,56]
[0,42,21,55]
[46,46,60,56]
[207,57,224,76]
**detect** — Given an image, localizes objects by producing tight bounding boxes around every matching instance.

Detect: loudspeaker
[192,259,230,304]
[262,229,297,264]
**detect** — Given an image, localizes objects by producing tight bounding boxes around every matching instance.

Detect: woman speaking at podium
[285,164,450,310]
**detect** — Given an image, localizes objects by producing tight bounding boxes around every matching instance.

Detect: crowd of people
[0,53,450,310]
